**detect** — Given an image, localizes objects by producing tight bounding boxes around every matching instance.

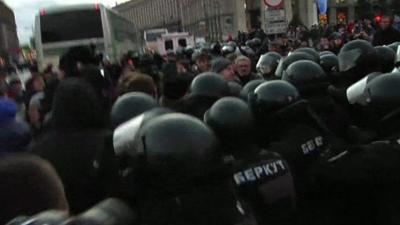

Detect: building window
[165,40,173,50]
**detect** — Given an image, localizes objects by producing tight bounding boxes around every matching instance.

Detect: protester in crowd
[117,71,158,98]
[6,76,26,120]
[24,74,45,108]
[31,78,116,214]
[211,57,238,82]
[373,14,400,46]
[0,154,69,225]
[234,56,261,86]
[0,98,31,155]
[193,52,212,75]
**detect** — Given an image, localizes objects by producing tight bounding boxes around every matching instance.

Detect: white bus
[34,4,139,71]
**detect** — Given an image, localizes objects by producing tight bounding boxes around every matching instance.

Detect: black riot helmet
[210,42,222,56]
[320,54,339,75]
[114,113,220,194]
[241,46,256,58]
[228,81,243,97]
[245,40,252,47]
[275,52,316,78]
[375,46,396,73]
[295,47,320,63]
[338,40,380,79]
[319,51,335,57]
[110,92,159,128]
[112,107,173,157]
[204,97,254,141]
[256,52,282,78]
[227,41,237,50]
[282,60,328,92]
[222,45,235,57]
[347,73,400,110]
[249,80,300,119]
[387,42,400,53]
[395,44,400,69]
[251,38,262,48]
[239,79,265,101]
[189,72,230,98]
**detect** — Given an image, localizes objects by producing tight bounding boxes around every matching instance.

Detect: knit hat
[211,57,232,73]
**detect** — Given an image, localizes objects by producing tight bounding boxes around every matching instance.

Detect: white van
[156,32,195,55]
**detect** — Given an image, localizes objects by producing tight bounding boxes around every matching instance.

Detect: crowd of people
[1,13,400,225]
[236,14,400,57]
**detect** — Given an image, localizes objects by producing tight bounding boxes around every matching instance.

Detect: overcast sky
[3,0,129,45]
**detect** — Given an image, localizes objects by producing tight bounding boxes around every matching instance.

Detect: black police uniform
[113,113,247,225]
[249,81,333,224]
[282,60,352,139]
[308,141,400,225]
[204,97,297,225]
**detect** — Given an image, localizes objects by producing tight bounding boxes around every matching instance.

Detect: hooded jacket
[0,98,31,155]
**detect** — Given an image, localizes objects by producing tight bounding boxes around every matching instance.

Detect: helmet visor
[274,59,285,78]
[258,66,272,75]
[113,114,145,156]
[346,73,380,105]
[338,48,362,72]
[396,46,400,67]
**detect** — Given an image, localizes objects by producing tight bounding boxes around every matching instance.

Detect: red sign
[264,0,283,8]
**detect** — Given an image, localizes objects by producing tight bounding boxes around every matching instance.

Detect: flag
[317,0,328,14]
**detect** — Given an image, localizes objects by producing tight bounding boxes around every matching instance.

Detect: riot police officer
[249,80,333,223]
[375,46,396,73]
[113,113,246,225]
[319,53,339,79]
[239,79,265,102]
[204,97,297,225]
[309,74,400,224]
[256,52,282,80]
[282,60,352,138]
[329,40,380,105]
[275,52,317,78]
[110,92,159,128]
[178,72,230,119]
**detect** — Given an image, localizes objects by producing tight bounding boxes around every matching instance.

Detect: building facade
[114,0,395,42]
[0,1,19,64]
[114,0,248,41]
[328,0,395,24]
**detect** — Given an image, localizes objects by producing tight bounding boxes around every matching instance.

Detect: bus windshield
[40,9,103,43]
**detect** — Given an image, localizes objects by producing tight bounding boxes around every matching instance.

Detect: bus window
[40,9,103,43]
[178,39,187,48]
[165,40,173,51]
